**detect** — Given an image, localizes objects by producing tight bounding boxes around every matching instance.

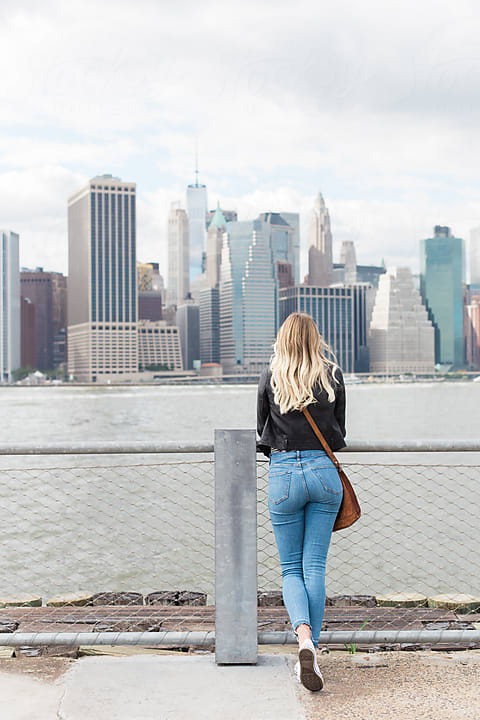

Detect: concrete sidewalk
[296,648,480,720]
[0,651,305,720]
[1,647,480,720]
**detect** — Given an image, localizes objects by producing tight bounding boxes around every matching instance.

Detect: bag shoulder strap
[302,406,342,472]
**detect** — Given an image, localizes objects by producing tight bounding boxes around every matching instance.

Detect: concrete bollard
[214,429,257,664]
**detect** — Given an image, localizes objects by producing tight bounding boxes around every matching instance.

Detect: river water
[0,380,479,445]
[0,382,479,604]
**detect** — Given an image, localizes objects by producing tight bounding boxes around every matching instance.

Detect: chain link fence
[0,443,479,649]
[0,453,216,642]
[256,456,480,646]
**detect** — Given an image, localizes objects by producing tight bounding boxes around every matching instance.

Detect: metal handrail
[0,440,479,455]
[0,442,215,455]
[0,629,479,646]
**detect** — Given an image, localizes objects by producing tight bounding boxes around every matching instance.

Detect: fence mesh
[0,452,479,645]
[257,457,480,643]
[0,456,216,638]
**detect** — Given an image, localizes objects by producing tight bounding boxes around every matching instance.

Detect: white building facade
[308,193,333,286]
[137,320,183,371]
[167,203,189,307]
[67,175,138,382]
[0,230,20,382]
[369,267,435,374]
[470,226,480,295]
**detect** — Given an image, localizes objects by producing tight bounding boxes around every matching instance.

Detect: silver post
[214,429,257,664]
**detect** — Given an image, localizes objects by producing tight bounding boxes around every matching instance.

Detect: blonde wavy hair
[270,313,340,414]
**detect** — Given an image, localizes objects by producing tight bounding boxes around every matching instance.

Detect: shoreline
[2,375,480,388]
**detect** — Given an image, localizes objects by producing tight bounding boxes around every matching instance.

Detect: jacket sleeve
[257,369,270,439]
[333,367,346,438]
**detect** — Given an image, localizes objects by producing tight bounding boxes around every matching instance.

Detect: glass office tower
[219,220,277,373]
[420,226,464,367]
[257,212,299,285]
[279,285,355,372]
[186,181,207,280]
[67,174,138,382]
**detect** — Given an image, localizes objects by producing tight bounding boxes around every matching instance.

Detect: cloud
[0,135,141,170]
[0,165,84,272]
[0,0,479,282]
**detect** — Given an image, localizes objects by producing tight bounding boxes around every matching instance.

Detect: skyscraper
[137,262,154,291]
[20,268,67,371]
[51,272,67,367]
[0,230,20,382]
[20,268,54,371]
[465,297,480,370]
[167,203,189,307]
[308,193,333,286]
[279,285,367,373]
[369,267,435,374]
[186,166,208,280]
[219,219,277,372]
[420,225,464,367]
[199,203,227,365]
[151,263,166,305]
[67,174,138,382]
[257,212,299,286]
[21,296,35,368]
[176,301,200,370]
[206,202,227,289]
[137,262,162,321]
[199,287,220,364]
[340,241,357,284]
[470,227,480,296]
[276,261,293,288]
[277,212,301,285]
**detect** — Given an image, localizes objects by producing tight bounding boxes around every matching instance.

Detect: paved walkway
[0,651,304,720]
[1,647,480,719]
[295,649,480,720]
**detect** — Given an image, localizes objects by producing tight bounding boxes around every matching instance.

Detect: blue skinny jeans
[268,449,343,648]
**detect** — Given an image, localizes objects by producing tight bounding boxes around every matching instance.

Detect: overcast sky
[1,0,479,281]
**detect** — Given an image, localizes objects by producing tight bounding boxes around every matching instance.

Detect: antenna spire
[194,138,199,186]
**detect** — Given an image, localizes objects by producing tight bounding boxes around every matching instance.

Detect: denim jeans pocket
[309,465,343,496]
[268,470,292,504]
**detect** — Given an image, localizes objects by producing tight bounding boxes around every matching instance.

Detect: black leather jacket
[256,366,347,457]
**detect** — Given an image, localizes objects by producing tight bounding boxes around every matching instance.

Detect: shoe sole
[298,647,324,692]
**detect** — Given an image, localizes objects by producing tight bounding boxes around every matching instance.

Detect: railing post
[214,429,257,664]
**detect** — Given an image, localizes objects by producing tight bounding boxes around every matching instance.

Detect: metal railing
[0,435,479,663]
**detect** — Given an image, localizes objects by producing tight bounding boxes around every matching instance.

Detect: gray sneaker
[297,639,324,691]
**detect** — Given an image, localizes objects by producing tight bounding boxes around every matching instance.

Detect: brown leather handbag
[302,406,361,531]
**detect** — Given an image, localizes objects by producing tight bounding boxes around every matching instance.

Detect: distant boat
[473,376,480,383]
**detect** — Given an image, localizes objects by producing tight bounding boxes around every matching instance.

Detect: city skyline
[6,168,476,379]
[1,1,480,281]
[10,174,480,287]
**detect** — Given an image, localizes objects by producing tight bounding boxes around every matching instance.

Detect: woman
[257,312,346,692]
